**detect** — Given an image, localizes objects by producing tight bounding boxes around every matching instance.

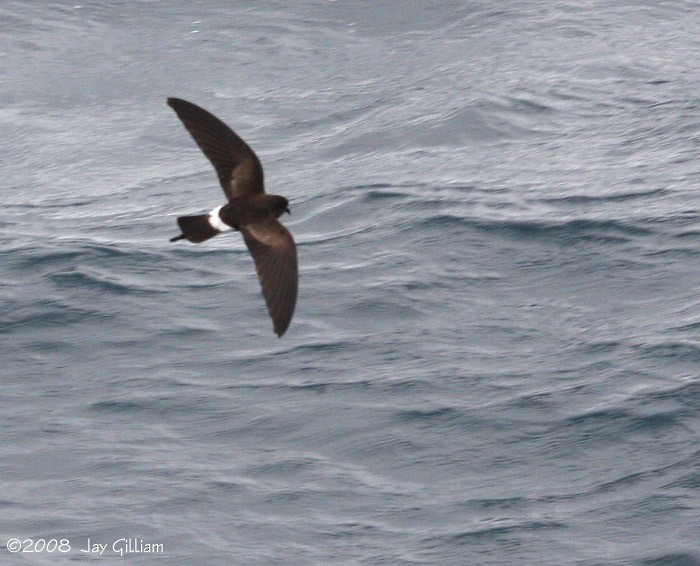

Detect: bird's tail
[170,215,218,243]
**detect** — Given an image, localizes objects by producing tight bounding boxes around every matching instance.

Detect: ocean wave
[0,299,108,333]
[537,187,670,205]
[638,553,700,566]
[407,214,654,245]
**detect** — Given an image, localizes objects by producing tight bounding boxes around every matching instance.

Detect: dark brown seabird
[167,98,297,337]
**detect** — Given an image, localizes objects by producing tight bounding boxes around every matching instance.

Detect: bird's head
[271,195,291,216]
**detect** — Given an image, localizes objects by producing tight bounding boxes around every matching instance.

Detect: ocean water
[1,1,699,564]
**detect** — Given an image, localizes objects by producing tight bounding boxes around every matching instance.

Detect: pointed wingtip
[274,322,289,338]
[167,97,185,110]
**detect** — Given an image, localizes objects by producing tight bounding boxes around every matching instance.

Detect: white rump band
[208,205,233,232]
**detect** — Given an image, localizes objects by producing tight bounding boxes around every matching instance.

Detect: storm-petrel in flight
[167,98,297,337]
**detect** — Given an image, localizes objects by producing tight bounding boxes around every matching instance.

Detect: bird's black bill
[170,234,186,242]
[285,208,291,215]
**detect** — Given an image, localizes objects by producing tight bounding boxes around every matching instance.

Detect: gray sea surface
[1,1,699,564]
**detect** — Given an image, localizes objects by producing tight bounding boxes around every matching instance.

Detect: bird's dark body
[167,97,298,337]
[220,194,290,230]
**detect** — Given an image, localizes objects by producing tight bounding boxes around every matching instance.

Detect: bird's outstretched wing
[240,218,298,337]
[167,98,264,199]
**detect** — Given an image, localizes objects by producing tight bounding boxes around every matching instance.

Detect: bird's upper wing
[167,98,264,199]
[240,218,298,337]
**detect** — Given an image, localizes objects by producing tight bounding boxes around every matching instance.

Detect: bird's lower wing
[240,219,298,337]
